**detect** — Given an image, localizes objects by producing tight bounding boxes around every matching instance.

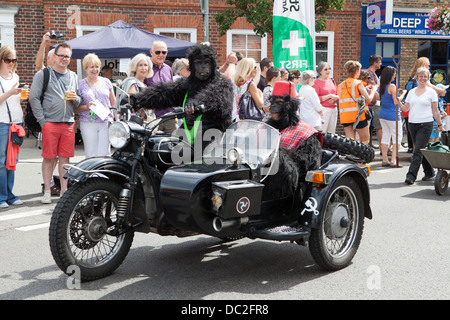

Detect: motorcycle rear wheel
[49,178,134,282]
[309,176,365,270]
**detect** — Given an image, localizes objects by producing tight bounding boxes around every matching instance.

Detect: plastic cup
[20,85,29,100]
[66,86,74,100]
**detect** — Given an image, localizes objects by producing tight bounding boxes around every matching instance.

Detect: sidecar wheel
[49,178,134,282]
[309,176,365,271]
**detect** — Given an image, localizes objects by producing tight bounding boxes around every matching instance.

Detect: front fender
[298,162,372,229]
[64,157,152,233]
[64,156,131,183]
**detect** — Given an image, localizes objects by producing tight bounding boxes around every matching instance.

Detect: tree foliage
[215,0,345,37]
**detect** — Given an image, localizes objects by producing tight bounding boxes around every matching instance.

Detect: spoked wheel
[434,170,449,196]
[309,176,365,270]
[49,178,134,282]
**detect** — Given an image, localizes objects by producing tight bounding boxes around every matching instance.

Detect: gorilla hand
[185,98,198,115]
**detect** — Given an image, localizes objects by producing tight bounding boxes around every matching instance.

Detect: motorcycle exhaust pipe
[213,216,248,232]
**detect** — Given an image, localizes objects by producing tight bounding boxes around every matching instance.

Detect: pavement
[370,140,413,168]
[19,134,85,164]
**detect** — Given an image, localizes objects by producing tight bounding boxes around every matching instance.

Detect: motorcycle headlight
[109,121,130,149]
[227,147,243,165]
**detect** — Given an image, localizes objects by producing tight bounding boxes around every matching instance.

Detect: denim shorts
[342,119,368,129]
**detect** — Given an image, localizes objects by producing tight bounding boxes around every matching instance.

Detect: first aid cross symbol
[282,30,306,56]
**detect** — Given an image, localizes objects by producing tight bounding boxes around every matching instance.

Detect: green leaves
[214,0,345,37]
[215,0,273,37]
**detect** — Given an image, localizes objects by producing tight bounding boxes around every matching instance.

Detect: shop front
[360,5,449,95]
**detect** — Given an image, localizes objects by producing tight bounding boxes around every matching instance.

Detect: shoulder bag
[0,80,24,146]
[238,80,263,121]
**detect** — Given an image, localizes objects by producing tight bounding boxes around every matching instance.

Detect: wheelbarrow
[421,148,450,195]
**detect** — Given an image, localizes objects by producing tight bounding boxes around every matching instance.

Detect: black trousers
[406,121,434,181]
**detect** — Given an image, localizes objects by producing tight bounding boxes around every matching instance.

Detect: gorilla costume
[136,44,234,150]
[262,81,322,199]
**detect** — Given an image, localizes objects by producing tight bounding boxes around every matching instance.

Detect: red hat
[272,81,297,98]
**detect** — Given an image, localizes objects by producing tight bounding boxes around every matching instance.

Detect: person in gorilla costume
[136,43,234,150]
[263,81,322,199]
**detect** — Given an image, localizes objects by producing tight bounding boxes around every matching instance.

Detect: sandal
[390,162,402,168]
[382,162,391,167]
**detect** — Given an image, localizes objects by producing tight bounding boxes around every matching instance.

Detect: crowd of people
[0,34,448,208]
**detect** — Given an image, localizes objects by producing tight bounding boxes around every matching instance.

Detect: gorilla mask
[269,94,291,115]
[266,80,300,130]
[187,44,218,83]
[193,56,212,81]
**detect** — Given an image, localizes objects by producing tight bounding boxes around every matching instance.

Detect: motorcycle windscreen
[205,120,281,180]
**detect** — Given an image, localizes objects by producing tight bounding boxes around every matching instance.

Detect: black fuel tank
[147,134,194,171]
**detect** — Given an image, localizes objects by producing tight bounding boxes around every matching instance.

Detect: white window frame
[315,31,335,78]
[154,28,197,43]
[75,25,104,76]
[226,29,268,61]
[0,5,20,47]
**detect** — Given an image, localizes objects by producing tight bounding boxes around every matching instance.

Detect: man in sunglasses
[144,40,175,133]
[29,43,81,204]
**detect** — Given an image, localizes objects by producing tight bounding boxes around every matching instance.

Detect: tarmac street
[2,135,450,300]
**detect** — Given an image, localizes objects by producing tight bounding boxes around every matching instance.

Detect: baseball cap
[272,81,297,98]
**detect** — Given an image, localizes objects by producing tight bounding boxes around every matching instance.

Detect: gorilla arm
[135,78,188,111]
[189,77,235,132]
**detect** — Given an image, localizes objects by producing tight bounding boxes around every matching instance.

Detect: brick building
[0,0,448,105]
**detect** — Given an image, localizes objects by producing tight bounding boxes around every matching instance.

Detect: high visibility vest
[338,78,365,124]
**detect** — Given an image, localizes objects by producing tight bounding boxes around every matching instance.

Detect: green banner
[273,0,315,72]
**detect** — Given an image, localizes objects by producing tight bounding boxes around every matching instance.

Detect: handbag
[0,80,24,146]
[10,130,23,146]
[238,80,263,121]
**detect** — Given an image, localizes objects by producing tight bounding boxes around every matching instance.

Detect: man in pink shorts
[29,43,81,203]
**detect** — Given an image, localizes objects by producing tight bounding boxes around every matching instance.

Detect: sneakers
[0,199,23,208]
[405,177,415,185]
[41,191,52,204]
[10,199,23,205]
[422,173,435,181]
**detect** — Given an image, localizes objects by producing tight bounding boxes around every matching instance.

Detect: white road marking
[16,222,50,231]
[0,209,51,221]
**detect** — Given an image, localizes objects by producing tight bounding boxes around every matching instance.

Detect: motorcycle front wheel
[309,176,365,271]
[49,178,134,282]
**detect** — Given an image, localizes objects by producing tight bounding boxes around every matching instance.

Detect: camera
[50,30,64,39]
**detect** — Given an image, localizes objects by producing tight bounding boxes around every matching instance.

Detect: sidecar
[160,120,372,270]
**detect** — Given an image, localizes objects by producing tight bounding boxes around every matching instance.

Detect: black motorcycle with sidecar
[49,107,373,282]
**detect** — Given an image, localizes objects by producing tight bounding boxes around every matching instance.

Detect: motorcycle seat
[321,149,335,165]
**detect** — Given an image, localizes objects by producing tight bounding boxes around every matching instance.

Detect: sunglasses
[154,51,167,55]
[55,54,71,60]
[3,58,17,64]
